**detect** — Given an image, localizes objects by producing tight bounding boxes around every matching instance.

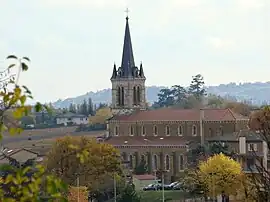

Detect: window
[165,125,170,136]
[165,155,170,171]
[141,154,146,163]
[248,143,257,152]
[192,125,197,136]
[129,155,133,168]
[177,125,183,136]
[141,126,146,136]
[247,157,255,169]
[179,155,184,171]
[130,126,134,136]
[153,125,158,136]
[209,128,213,137]
[153,155,158,171]
[115,126,119,136]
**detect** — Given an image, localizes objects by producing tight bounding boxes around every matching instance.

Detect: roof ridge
[227,108,237,120]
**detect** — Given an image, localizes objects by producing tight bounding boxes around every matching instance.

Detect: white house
[55,113,89,126]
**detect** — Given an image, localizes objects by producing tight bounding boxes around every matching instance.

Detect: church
[105,15,255,182]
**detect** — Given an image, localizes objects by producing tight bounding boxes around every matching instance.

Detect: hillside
[52,82,270,108]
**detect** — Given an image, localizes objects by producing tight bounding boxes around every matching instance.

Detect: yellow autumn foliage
[45,136,122,190]
[89,107,112,125]
[198,153,243,197]
[68,186,88,202]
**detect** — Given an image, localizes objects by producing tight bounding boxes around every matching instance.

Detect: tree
[117,183,141,202]
[188,74,206,101]
[87,97,94,116]
[68,186,88,202]
[68,103,77,114]
[134,159,148,175]
[198,153,243,200]
[79,99,88,116]
[45,136,122,191]
[155,88,174,107]
[0,55,67,201]
[187,142,231,168]
[171,85,187,104]
[88,107,112,125]
[248,106,270,201]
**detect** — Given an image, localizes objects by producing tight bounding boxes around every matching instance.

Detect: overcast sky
[0,0,269,103]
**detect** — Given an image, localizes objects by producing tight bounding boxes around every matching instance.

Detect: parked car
[172,182,183,190]
[142,184,161,191]
[163,182,179,190]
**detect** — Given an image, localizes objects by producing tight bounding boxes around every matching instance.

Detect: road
[1,127,105,144]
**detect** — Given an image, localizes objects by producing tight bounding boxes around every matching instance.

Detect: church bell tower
[110,14,146,114]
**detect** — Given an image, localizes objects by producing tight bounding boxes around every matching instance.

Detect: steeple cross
[125,8,130,17]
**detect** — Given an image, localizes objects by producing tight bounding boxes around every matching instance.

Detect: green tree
[87,97,94,116]
[80,99,88,115]
[188,74,206,101]
[134,159,148,175]
[117,183,141,202]
[68,103,77,114]
[155,88,174,107]
[0,55,67,201]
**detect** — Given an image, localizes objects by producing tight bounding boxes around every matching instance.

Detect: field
[3,127,106,155]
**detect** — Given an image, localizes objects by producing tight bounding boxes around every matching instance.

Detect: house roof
[104,136,197,147]
[110,108,248,122]
[206,129,263,142]
[0,148,39,164]
[56,113,87,119]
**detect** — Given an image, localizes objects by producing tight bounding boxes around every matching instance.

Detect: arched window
[153,125,158,136]
[141,154,146,163]
[121,152,127,161]
[133,86,137,105]
[165,155,170,171]
[137,86,141,103]
[141,126,146,136]
[209,128,213,137]
[165,125,170,136]
[178,125,183,136]
[179,155,184,171]
[121,87,125,106]
[117,86,121,106]
[130,126,134,136]
[115,126,119,136]
[153,155,158,171]
[129,155,133,168]
[192,125,197,136]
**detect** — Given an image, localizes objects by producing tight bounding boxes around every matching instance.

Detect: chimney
[200,109,204,145]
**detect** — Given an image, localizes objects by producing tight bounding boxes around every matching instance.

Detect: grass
[139,190,191,202]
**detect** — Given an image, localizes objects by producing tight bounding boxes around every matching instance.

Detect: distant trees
[153,74,256,116]
[67,98,107,116]
[153,74,206,109]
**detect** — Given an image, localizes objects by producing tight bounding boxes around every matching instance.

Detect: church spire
[121,9,135,77]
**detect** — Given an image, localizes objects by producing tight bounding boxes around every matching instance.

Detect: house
[55,113,88,126]
[207,129,268,173]
[0,148,40,167]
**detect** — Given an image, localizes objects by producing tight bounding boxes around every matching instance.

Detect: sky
[0,0,269,103]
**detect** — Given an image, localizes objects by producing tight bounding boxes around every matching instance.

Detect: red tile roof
[104,136,196,146]
[111,108,248,122]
